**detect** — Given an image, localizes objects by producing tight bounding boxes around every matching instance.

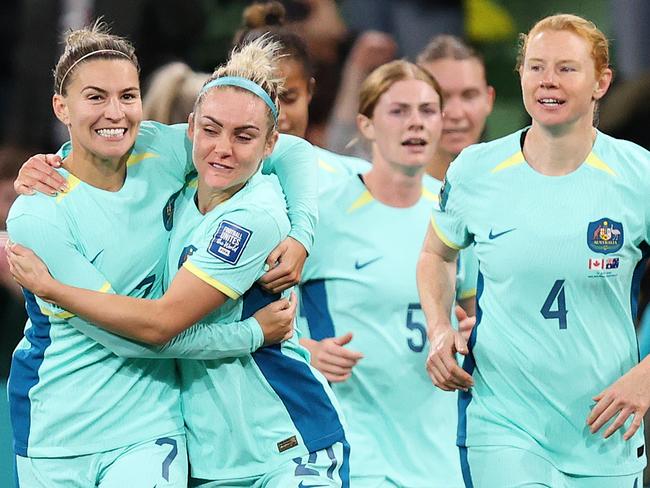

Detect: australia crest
[587,218,623,254]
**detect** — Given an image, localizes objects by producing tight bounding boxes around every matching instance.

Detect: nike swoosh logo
[488,228,516,240]
[354,257,382,270]
[89,249,104,264]
[298,482,328,488]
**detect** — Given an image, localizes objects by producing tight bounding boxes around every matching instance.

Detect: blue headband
[199,76,278,122]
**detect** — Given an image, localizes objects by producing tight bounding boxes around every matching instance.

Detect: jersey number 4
[540,279,568,329]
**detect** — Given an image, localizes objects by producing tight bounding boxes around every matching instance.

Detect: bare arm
[8,243,226,345]
[416,224,473,391]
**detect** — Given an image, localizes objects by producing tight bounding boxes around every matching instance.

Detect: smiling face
[188,86,277,192]
[53,58,142,163]
[520,29,612,131]
[358,78,442,172]
[421,57,494,158]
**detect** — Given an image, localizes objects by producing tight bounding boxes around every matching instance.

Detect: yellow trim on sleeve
[422,187,439,202]
[183,261,240,300]
[39,306,74,319]
[346,190,374,213]
[318,159,338,174]
[457,288,477,300]
[490,151,525,173]
[126,152,158,167]
[430,216,462,250]
[55,174,82,203]
[98,281,112,293]
[38,280,112,319]
[585,152,616,176]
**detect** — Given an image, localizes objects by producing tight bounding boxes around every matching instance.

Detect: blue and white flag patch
[207,220,252,265]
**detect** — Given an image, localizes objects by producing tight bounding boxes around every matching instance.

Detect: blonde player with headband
[5,23,318,487]
[9,36,349,488]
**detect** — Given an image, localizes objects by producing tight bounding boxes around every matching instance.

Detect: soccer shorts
[461,445,642,488]
[15,434,187,487]
[189,441,350,488]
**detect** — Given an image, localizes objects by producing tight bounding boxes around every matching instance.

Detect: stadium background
[0,0,648,484]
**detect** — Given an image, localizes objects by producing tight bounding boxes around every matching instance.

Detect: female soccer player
[6,23,316,487]
[299,60,466,487]
[235,0,372,189]
[418,13,649,487]
[9,36,349,488]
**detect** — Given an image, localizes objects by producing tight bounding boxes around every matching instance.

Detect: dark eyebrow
[81,86,140,93]
[201,115,260,131]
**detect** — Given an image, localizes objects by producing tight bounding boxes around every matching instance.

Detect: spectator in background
[340,0,463,60]
[326,31,398,158]
[417,35,495,181]
[142,62,209,125]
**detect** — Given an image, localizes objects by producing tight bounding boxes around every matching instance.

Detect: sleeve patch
[207,220,252,265]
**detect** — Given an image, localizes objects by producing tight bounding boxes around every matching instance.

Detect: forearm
[69,316,263,359]
[46,282,189,345]
[272,143,318,252]
[417,249,458,336]
[157,317,264,359]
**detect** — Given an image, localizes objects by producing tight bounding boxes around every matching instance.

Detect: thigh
[563,471,643,488]
[99,434,188,488]
[463,446,557,488]
[260,441,351,488]
[15,454,95,488]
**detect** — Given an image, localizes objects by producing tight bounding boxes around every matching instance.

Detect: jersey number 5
[540,279,568,329]
[406,303,427,352]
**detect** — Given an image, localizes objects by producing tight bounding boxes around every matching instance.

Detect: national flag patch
[207,220,252,265]
[588,257,619,270]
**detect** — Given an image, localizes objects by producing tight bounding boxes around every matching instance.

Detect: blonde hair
[516,13,610,76]
[143,62,209,124]
[54,20,139,95]
[359,60,443,118]
[195,35,285,131]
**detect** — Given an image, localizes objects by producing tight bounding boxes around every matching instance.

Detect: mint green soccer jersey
[315,146,371,189]
[313,148,477,300]
[165,173,348,481]
[299,173,465,487]
[6,121,189,457]
[432,129,650,476]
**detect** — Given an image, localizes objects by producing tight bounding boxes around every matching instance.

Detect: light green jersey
[166,173,348,481]
[432,129,650,476]
[7,121,188,457]
[299,173,465,487]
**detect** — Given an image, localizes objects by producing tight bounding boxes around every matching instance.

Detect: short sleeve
[456,244,478,300]
[183,208,284,299]
[430,153,472,249]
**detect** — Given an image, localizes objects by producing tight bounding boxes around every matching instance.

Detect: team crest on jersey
[439,177,451,211]
[207,220,252,265]
[587,218,623,254]
[162,189,182,231]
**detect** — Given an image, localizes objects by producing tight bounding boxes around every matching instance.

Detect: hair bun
[243,1,286,29]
